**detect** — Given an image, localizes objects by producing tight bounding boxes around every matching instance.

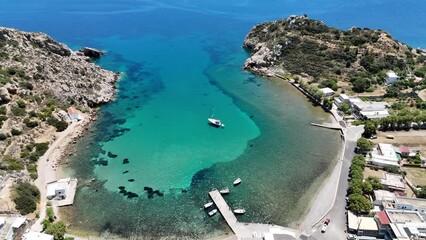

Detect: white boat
[208,209,218,216]
[203,202,213,209]
[219,187,230,194]
[233,178,241,186]
[208,118,225,128]
[233,208,245,214]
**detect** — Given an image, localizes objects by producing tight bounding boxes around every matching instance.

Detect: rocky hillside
[0,27,119,177]
[243,15,425,83]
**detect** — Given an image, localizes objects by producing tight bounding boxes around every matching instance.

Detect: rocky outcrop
[0,87,11,103]
[79,47,105,58]
[0,27,119,107]
[242,15,422,81]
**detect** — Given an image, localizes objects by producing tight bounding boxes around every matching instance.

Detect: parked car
[370,134,377,139]
[321,218,331,233]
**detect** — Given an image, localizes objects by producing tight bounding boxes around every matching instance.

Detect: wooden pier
[208,189,298,239]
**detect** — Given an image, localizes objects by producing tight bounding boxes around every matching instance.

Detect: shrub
[24,118,39,128]
[11,128,21,136]
[47,117,68,132]
[348,194,372,214]
[0,133,7,141]
[11,106,26,116]
[0,106,6,115]
[45,221,66,240]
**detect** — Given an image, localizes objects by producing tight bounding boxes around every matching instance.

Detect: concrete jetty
[208,189,298,239]
[310,122,343,130]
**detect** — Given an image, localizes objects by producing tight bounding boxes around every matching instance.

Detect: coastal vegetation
[11,182,40,215]
[356,138,374,153]
[43,206,73,240]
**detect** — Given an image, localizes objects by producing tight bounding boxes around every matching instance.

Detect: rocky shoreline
[0,27,120,218]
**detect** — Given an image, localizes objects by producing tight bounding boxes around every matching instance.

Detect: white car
[321,218,331,233]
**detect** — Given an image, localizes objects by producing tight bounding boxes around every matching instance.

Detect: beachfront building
[380,173,405,192]
[46,178,78,206]
[22,231,54,240]
[368,143,400,168]
[67,107,81,122]
[352,101,390,120]
[319,87,335,97]
[386,71,399,84]
[58,110,71,123]
[333,94,362,109]
[347,211,379,237]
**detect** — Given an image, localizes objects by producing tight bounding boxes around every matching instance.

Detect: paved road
[307,126,363,240]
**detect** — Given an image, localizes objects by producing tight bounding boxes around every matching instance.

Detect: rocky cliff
[243,15,424,82]
[0,27,119,107]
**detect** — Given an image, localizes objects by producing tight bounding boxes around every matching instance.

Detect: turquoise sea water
[1,0,425,238]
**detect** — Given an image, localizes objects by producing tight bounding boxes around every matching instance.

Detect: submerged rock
[128,179,135,182]
[122,158,129,164]
[107,152,118,158]
[123,170,129,174]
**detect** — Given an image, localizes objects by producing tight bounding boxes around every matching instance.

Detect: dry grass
[364,167,386,179]
[372,130,426,148]
[403,167,426,187]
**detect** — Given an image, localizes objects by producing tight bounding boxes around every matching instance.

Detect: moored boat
[208,118,225,128]
[233,208,245,214]
[219,187,230,194]
[233,178,241,186]
[203,202,213,209]
[208,209,218,216]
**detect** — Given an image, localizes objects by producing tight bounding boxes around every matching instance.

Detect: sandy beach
[31,112,94,232]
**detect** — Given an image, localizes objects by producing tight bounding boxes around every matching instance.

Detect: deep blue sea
[1,0,425,238]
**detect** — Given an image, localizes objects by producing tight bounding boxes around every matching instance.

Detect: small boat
[219,187,230,195]
[233,208,245,214]
[203,202,213,209]
[208,209,218,216]
[208,117,225,128]
[233,178,241,186]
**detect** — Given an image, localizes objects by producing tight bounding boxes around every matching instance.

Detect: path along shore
[31,112,94,232]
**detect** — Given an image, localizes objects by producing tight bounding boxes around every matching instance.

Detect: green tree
[339,103,351,114]
[348,180,363,195]
[348,194,372,214]
[417,186,426,199]
[12,182,40,215]
[357,137,374,152]
[362,181,373,194]
[45,221,66,240]
[352,78,371,93]
[366,176,383,190]
[363,121,377,138]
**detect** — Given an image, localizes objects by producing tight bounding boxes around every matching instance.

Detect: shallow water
[1,0,425,238]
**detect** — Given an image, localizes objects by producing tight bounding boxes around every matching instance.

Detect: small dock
[310,122,343,130]
[208,190,298,239]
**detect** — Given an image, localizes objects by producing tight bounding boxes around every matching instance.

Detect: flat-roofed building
[347,211,379,237]
[386,71,399,84]
[373,190,396,206]
[385,209,426,240]
[319,87,335,97]
[395,196,426,218]
[380,173,405,192]
[352,101,390,120]
[369,143,400,168]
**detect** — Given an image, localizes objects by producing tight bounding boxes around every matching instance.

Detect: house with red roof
[398,145,411,157]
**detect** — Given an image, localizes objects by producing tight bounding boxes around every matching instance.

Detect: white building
[385,210,426,240]
[352,101,390,120]
[395,196,426,217]
[22,230,54,240]
[386,71,399,84]
[319,87,335,97]
[347,211,379,237]
[369,143,399,168]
